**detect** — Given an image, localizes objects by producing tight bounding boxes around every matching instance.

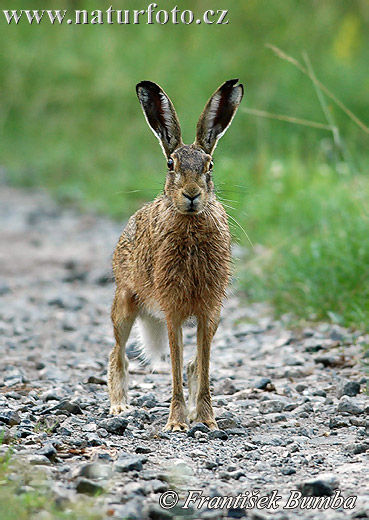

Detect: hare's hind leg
[108,288,138,415]
[187,311,220,430]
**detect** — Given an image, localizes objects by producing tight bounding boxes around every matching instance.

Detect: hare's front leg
[108,288,138,415]
[187,312,220,430]
[164,318,188,432]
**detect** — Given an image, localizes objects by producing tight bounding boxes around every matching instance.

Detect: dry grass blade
[302,52,356,173]
[242,107,333,131]
[266,44,369,135]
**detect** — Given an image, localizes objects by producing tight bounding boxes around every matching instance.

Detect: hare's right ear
[195,79,243,155]
[136,81,182,158]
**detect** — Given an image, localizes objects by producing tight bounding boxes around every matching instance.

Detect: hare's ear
[136,81,182,158]
[195,79,243,155]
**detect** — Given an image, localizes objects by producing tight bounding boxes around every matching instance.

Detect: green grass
[235,159,369,330]
[1,0,368,330]
[0,442,104,520]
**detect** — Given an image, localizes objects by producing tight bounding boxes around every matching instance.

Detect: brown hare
[108,79,243,432]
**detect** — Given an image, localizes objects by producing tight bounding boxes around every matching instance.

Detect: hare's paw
[163,420,189,432]
[188,410,218,430]
[109,403,131,415]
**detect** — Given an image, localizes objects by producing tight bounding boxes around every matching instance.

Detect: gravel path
[1,185,368,520]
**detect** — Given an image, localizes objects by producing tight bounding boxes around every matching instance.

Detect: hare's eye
[209,161,214,171]
[167,158,174,171]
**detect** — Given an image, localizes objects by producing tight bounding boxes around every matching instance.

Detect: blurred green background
[1,0,368,329]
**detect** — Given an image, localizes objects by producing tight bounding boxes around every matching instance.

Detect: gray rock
[337,396,364,415]
[214,378,237,395]
[259,400,285,414]
[0,411,21,426]
[281,467,296,475]
[254,378,272,390]
[187,423,211,438]
[124,481,149,496]
[75,477,104,495]
[216,413,239,429]
[114,453,147,472]
[135,445,152,454]
[36,443,57,461]
[99,416,128,434]
[4,368,26,387]
[29,455,51,465]
[329,416,350,429]
[132,392,158,407]
[343,443,369,455]
[148,504,173,520]
[39,367,69,383]
[0,281,10,295]
[86,433,104,446]
[40,388,65,402]
[78,463,112,479]
[112,500,146,520]
[337,380,361,398]
[208,430,228,441]
[298,474,339,496]
[56,400,83,415]
[87,375,107,385]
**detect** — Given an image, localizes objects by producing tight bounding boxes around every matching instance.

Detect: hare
[108,79,243,432]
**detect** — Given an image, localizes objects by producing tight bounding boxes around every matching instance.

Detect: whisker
[226,213,254,248]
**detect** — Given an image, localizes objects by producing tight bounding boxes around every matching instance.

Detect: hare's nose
[182,192,201,203]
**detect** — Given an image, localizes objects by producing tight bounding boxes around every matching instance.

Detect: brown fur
[108,79,243,431]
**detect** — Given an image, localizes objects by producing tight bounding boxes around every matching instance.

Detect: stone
[99,416,128,435]
[187,423,211,438]
[36,443,57,461]
[343,443,369,455]
[0,411,21,426]
[337,380,361,398]
[76,477,104,495]
[124,481,148,496]
[78,463,112,479]
[208,430,228,441]
[259,400,285,414]
[114,454,147,472]
[29,455,51,465]
[337,396,364,415]
[135,446,152,454]
[214,378,237,395]
[298,474,339,496]
[254,378,272,390]
[329,416,350,429]
[87,375,107,385]
[216,413,239,429]
[4,368,26,387]
[148,504,173,520]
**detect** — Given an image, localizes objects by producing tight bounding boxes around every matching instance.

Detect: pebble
[187,422,211,437]
[208,430,228,441]
[337,396,364,415]
[254,377,272,390]
[298,474,339,496]
[78,463,113,479]
[337,380,361,398]
[259,400,285,414]
[114,454,147,472]
[0,411,21,426]
[99,416,128,434]
[75,477,104,495]
[36,443,57,461]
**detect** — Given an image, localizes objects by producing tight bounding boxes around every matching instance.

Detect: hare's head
[136,79,243,215]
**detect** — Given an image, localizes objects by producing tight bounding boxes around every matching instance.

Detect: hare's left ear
[195,79,243,155]
[136,81,182,158]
